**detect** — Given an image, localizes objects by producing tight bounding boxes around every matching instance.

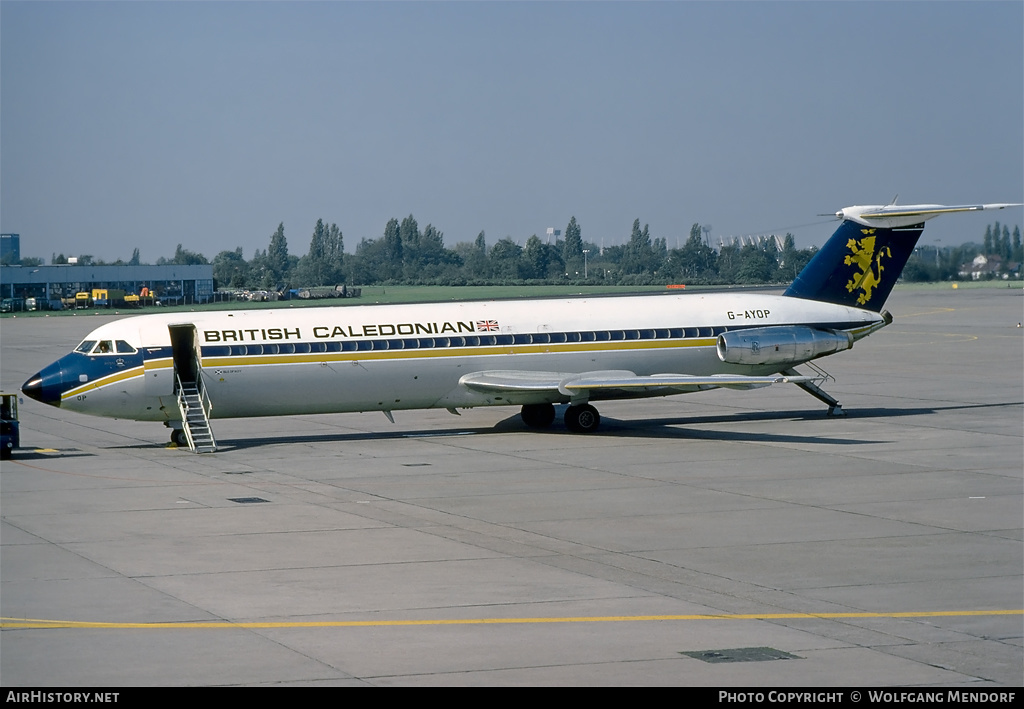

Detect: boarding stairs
[175,374,217,453]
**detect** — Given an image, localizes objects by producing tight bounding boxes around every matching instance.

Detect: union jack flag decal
[476,320,499,332]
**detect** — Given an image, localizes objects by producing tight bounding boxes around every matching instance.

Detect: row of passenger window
[201,327,727,358]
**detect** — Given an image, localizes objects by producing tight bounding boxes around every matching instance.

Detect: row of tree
[39,217,1022,289]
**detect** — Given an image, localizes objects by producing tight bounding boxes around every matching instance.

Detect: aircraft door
[168,324,202,390]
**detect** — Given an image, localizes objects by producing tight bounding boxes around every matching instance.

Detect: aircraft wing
[460,370,812,397]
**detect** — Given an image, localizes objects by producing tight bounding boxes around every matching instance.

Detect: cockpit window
[75,340,97,354]
[95,341,113,354]
[115,340,137,354]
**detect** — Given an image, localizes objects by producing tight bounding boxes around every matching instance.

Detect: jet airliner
[21,202,1020,452]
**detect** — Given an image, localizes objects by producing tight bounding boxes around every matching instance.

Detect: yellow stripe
[61,366,145,400]
[2,609,1019,630]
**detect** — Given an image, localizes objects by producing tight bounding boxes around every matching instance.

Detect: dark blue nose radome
[22,361,65,408]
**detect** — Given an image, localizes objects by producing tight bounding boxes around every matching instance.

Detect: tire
[564,404,600,433]
[521,403,556,429]
[171,429,189,447]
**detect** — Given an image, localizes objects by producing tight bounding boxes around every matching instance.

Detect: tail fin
[784,202,1021,311]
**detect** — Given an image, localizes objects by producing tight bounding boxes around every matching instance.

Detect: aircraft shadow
[3,449,96,462]
[208,400,1019,452]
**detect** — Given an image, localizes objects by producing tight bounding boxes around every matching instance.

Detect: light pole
[583,249,590,279]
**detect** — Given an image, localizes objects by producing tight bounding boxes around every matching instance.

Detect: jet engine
[716,326,853,367]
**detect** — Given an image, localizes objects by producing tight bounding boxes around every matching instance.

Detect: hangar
[0,263,214,309]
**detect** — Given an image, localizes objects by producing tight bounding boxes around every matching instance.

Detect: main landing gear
[520,402,602,433]
[520,403,556,429]
[564,403,600,433]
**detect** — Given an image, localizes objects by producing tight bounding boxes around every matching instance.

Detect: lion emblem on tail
[844,229,892,305]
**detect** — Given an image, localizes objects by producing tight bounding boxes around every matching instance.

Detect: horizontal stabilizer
[837,203,1021,229]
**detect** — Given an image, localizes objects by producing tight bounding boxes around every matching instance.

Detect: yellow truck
[91,289,126,308]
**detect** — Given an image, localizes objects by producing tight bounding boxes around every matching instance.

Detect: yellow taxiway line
[2,609,1020,630]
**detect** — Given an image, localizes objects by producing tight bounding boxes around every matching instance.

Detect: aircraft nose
[22,362,64,408]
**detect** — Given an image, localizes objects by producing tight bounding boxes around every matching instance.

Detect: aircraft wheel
[521,403,556,429]
[170,429,188,447]
[564,404,600,433]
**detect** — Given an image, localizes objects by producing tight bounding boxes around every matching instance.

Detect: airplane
[21,201,1021,452]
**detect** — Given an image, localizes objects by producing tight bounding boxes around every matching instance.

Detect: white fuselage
[51,292,882,422]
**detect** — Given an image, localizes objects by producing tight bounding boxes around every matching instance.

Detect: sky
[2,1,1021,264]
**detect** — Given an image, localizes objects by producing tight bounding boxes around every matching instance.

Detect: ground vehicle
[1,392,19,459]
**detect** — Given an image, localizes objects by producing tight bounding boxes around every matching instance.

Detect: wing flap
[460,370,812,397]
[564,373,812,392]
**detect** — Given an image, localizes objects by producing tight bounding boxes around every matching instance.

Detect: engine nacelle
[717,326,854,366]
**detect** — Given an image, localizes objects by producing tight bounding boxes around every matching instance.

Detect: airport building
[0,263,214,309]
[0,234,20,265]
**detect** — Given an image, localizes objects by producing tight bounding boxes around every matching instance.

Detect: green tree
[489,237,523,279]
[267,223,290,286]
[672,223,718,281]
[171,244,208,265]
[297,218,342,286]
[212,248,250,289]
[383,218,402,280]
[324,222,344,283]
[735,239,779,284]
[562,216,582,264]
[459,231,489,277]
[621,219,654,275]
[523,235,549,280]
